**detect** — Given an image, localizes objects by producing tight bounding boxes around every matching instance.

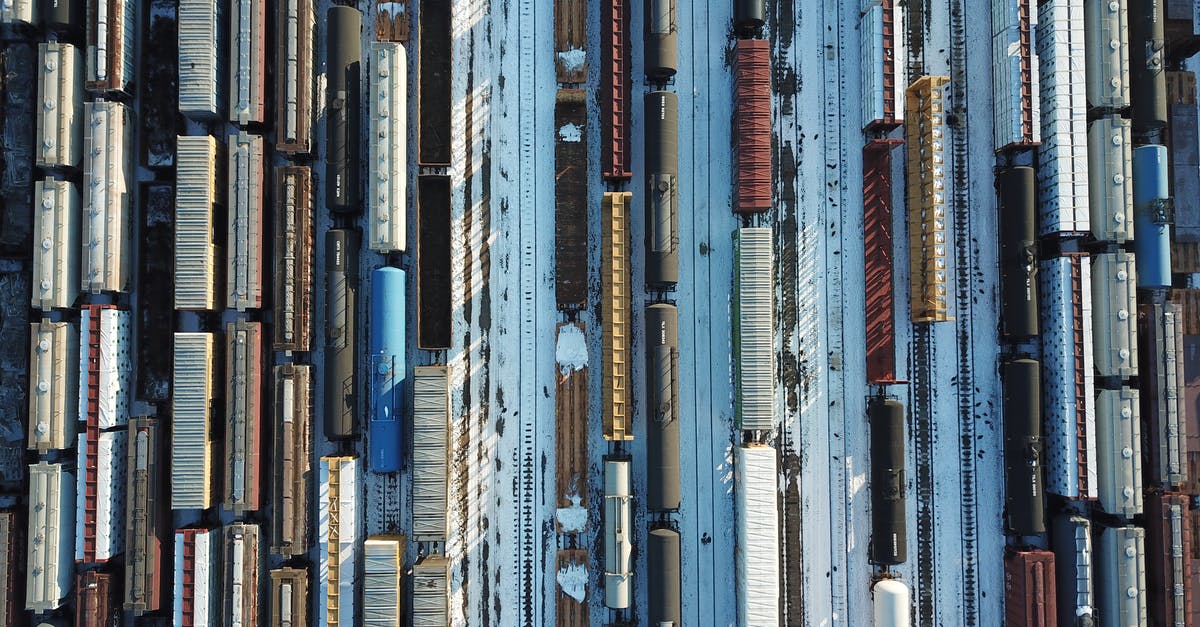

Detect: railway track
[910,322,937,625]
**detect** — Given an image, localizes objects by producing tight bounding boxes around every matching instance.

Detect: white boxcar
[368,41,408,253]
[28,320,79,453]
[1091,250,1139,380]
[413,366,449,541]
[227,133,264,310]
[1096,387,1142,519]
[363,535,405,627]
[1087,116,1134,242]
[1084,0,1129,110]
[172,333,216,510]
[31,178,81,310]
[1036,0,1090,235]
[858,1,907,130]
[412,555,449,627]
[276,0,314,155]
[0,0,34,24]
[991,0,1040,149]
[319,456,359,627]
[26,462,76,613]
[173,528,221,626]
[79,306,132,430]
[82,100,133,294]
[1039,255,1097,499]
[224,523,260,627]
[229,0,266,125]
[1096,526,1147,625]
[603,458,632,609]
[36,42,84,168]
[734,228,774,431]
[179,0,226,119]
[1052,515,1094,626]
[735,444,779,626]
[176,135,225,310]
[86,0,137,94]
[76,429,127,563]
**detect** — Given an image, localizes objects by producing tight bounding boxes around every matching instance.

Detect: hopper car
[418,0,451,166]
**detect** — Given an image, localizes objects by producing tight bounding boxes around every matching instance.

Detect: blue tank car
[1132,145,1172,289]
[370,266,406,472]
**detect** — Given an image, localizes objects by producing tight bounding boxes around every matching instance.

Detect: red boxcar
[1146,492,1194,626]
[601,0,631,180]
[1004,550,1057,627]
[76,570,119,627]
[863,139,904,384]
[733,39,771,213]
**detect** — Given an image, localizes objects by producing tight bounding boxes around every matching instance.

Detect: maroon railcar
[732,39,771,214]
[1004,550,1057,627]
[126,418,166,615]
[1139,302,1188,489]
[863,139,904,384]
[0,511,23,627]
[1146,492,1194,626]
[225,321,264,514]
[601,0,631,180]
[555,89,589,309]
[76,570,119,627]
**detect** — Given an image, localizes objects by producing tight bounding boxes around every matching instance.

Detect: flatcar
[733,39,771,213]
[326,5,362,212]
[1087,116,1134,243]
[733,0,765,33]
[32,179,81,311]
[602,192,632,441]
[996,167,1038,338]
[1036,5,1089,235]
[173,528,221,625]
[27,320,79,453]
[75,429,127,563]
[1132,145,1172,289]
[1084,0,1129,111]
[125,418,166,615]
[413,366,449,541]
[171,332,217,510]
[1138,302,1186,489]
[645,90,679,286]
[276,0,314,155]
[1096,526,1148,625]
[178,0,226,119]
[1003,359,1045,535]
[905,76,954,320]
[85,0,136,95]
[644,0,676,81]
[1004,550,1057,627]
[229,0,266,125]
[648,529,681,626]
[1129,0,1167,133]
[735,444,779,625]
[872,578,910,627]
[41,0,83,39]
[734,228,774,431]
[175,135,224,311]
[75,570,118,627]
[227,132,265,311]
[26,463,75,613]
[1145,493,1193,626]
[1091,251,1139,382]
[1051,515,1094,627]
[36,43,84,169]
[82,101,133,294]
[225,321,263,514]
[603,458,632,609]
[270,567,309,627]
[272,364,311,557]
[224,523,261,627]
[363,535,405,626]
[325,229,360,438]
[1096,387,1143,519]
[274,166,314,351]
[991,0,1037,148]
[368,41,407,253]
[869,398,906,565]
[370,267,406,473]
[600,0,631,180]
[646,304,680,511]
[319,456,360,626]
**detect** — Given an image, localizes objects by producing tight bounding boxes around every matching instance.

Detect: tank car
[326,6,362,213]
[1132,145,1172,289]
[997,167,1039,338]
[734,0,766,33]
[325,229,360,438]
[646,303,680,511]
[645,90,679,287]
[872,579,910,627]
[644,0,677,81]
[369,267,406,473]
[870,398,906,565]
[648,528,681,626]
[603,458,632,609]
[1129,0,1167,133]
[1004,359,1045,535]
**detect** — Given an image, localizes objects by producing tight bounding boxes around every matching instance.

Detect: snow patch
[555,494,587,533]
[556,324,587,373]
[556,48,585,73]
[558,123,583,143]
[556,560,588,602]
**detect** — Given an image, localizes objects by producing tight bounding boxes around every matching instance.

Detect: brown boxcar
[418,0,452,166]
[555,322,589,534]
[275,166,314,352]
[272,364,311,557]
[555,90,589,309]
[376,2,410,42]
[75,570,118,627]
[1139,303,1188,489]
[224,523,260,627]
[86,0,135,94]
[600,0,631,180]
[276,0,314,155]
[732,39,771,213]
[1004,550,1057,627]
[1146,492,1193,626]
[271,567,308,626]
[863,139,903,383]
[556,549,589,626]
[418,175,453,349]
[602,193,632,441]
[225,321,263,514]
[125,418,166,615]
[554,0,587,83]
[0,511,22,627]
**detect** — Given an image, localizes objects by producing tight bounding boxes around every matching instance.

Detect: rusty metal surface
[733,39,771,213]
[555,90,588,309]
[863,140,903,383]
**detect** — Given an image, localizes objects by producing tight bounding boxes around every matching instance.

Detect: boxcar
[1132,144,1172,289]
[368,41,407,253]
[225,321,263,514]
[36,43,84,169]
[275,0,313,155]
[603,458,632,609]
[600,0,631,180]
[644,0,677,81]
[734,228,774,431]
[555,89,588,309]
[648,528,681,626]
[1084,0,1130,111]
[1096,387,1143,519]
[1096,526,1148,625]
[274,167,313,352]
[905,76,953,320]
[1003,550,1057,627]
[227,132,264,311]
[125,418,166,615]
[370,268,406,473]
[1129,0,1167,133]
[869,398,906,565]
[735,444,779,625]
[412,555,449,626]
[555,322,589,534]
[26,463,75,613]
[319,456,360,626]
[31,179,80,309]
[325,229,360,438]
[82,101,133,294]
[991,0,1037,148]
[224,523,260,627]
[75,429,127,563]
[602,192,632,440]
[1052,515,1094,626]
[178,0,226,119]
[997,167,1039,338]
[173,528,221,626]
[270,567,308,627]
[27,320,79,453]
[171,332,217,510]
[79,305,131,431]
[861,0,906,132]
[1003,359,1045,535]
[1139,302,1187,489]
[1087,116,1134,243]
[326,5,362,212]
[553,0,586,83]
[1036,1,1089,235]
[863,139,903,383]
[363,535,406,626]
[645,90,679,286]
[75,570,118,627]
[413,366,449,541]
[417,175,452,349]
[175,135,225,311]
[646,304,680,511]
[417,0,451,166]
[1091,250,1139,382]
[1167,71,1198,243]
[85,0,136,95]
[1145,493,1193,626]
[229,0,266,125]
[272,364,311,557]
[733,39,771,213]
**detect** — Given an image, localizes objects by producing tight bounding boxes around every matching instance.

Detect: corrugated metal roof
[363,536,404,626]
[368,41,407,253]
[26,462,76,613]
[412,367,448,540]
[734,228,774,431]
[36,42,84,168]
[28,320,79,452]
[81,101,132,293]
[176,136,223,310]
[76,429,127,562]
[735,444,779,625]
[411,556,449,627]
[174,528,221,626]
[227,133,264,311]
[32,178,81,310]
[172,333,216,509]
[179,0,226,118]
[1036,0,1090,235]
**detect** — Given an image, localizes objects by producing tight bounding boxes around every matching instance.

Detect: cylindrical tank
[870,398,907,565]
[1129,0,1167,133]
[872,579,911,627]
[325,229,360,438]
[326,6,362,213]
[1132,145,1172,289]
[644,0,677,81]
[1004,359,1045,535]
[369,267,406,472]
[603,459,632,609]
[648,529,681,626]
[997,167,1039,338]
[40,0,83,39]
[735,0,766,32]
[646,91,679,287]
[646,304,680,511]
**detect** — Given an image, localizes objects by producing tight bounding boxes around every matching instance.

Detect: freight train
[275,166,314,352]
[125,417,166,615]
[869,398,906,565]
[326,5,362,212]
[1003,359,1045,536]
[325,229,360,438]
[370,267,406,473]
[646,304,680,511]
[645,90,679,286]
[996,167,1038,339]
[644,0,676,81]
[276,0,314,155]
[272,364,311,558]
